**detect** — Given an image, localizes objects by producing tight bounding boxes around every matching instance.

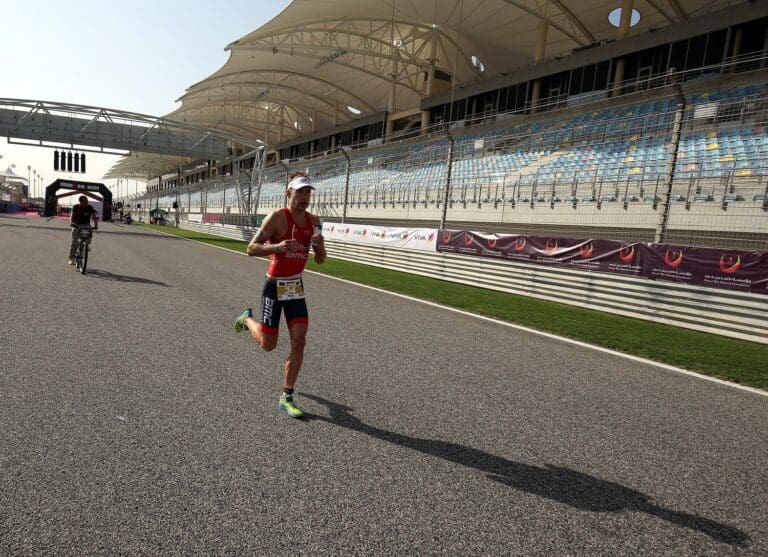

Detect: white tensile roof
[107,0,744,180]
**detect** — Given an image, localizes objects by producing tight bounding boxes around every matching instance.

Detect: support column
[385,117,395,142]
[421,110,430,135]
[612,0,635,97]
[732,28,743,59]
[531,19,549,113]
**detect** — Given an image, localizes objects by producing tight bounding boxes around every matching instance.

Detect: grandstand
[110,1,768,251]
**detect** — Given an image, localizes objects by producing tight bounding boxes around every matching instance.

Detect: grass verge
[139,223,768,389]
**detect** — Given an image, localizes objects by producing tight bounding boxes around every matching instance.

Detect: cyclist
[68,195,98,265]
[234,172,326,418]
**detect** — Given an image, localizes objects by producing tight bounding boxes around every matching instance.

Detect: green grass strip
[139,223,768,389]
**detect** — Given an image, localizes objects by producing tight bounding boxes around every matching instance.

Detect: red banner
[437,230,768,295]
[642,244,768,293]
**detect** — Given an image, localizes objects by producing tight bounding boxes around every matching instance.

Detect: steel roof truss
[185,71,375,113]
[501,0,589,46]
[234,18,474,81]
[645,0,677,22]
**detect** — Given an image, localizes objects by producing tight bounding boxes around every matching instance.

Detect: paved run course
[1,214,766,555]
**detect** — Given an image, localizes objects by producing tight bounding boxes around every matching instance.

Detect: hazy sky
[1,0,291,200]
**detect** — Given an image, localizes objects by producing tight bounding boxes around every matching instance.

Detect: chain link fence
[129,64,768,250]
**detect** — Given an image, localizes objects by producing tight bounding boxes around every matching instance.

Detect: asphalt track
[1,214,766,556]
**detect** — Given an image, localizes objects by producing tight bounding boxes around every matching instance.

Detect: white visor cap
[287,175,315,190]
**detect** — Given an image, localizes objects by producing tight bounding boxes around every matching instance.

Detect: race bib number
[276,278,305,301]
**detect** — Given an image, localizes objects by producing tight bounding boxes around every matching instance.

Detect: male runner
[234,173,326,418]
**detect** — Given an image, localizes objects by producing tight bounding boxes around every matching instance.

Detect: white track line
[144,226,768,397]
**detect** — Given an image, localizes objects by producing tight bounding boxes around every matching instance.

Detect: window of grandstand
[569,62,611,97]
[608,8,640,28]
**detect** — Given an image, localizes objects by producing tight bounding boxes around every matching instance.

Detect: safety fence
[130,67,768,252]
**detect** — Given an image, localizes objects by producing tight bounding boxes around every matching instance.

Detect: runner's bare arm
[247,212,278,257]
[246,211,295,257]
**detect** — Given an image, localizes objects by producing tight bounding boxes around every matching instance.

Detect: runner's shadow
[86,269,171,287]
[301,393,749,547]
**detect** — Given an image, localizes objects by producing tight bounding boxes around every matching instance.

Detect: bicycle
[73,224,94,274]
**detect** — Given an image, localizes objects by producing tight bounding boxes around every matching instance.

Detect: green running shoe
[234,308,252,333]
[278,397,304,418]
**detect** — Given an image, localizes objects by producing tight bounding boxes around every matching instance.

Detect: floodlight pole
[251,148,266,227]
[655,92,686,244]
[280,160,290,207]
[439,129,455,230]
[340,146,351,224]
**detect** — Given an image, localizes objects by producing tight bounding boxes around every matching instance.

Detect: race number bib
[276,278,305,301]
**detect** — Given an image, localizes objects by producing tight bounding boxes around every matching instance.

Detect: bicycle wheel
[79,241,88,274]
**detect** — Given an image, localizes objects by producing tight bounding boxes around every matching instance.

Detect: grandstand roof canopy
[108,0,744,181]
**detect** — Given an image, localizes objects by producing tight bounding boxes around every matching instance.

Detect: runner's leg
[245,280,280,351]
[283,321,307,390]
[282,293,309,390]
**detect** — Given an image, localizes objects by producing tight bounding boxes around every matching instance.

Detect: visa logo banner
[323,223,437,252]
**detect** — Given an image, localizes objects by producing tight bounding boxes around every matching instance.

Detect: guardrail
[182,221,259,242]
[178,220,768,344]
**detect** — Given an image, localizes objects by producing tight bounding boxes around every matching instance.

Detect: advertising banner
[642,244,768,294]
[437,229,768,295]
[323,223,437,252]
[437,230,644,277]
